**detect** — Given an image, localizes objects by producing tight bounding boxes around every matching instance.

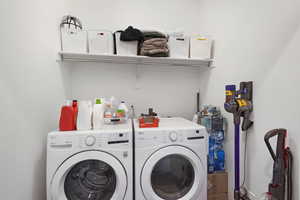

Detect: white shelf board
[58,52,214,68]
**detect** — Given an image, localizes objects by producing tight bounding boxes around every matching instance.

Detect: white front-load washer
[134,117,208,200]
[47,122,133,200]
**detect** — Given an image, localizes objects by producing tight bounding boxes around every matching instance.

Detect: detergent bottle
[59,100,76,131]
[72,100,78,129]
[118,101,129,119]
[93,98,105,129]
[77,100,93,130]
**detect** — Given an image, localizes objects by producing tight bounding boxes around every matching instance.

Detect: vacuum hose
[286,148,293,200]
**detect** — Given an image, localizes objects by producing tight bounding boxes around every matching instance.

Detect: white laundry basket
[190,35,212,59]
[88,30,114,54]
[114,32,138,56]
[168,36,190,58]
[61,28,87,53]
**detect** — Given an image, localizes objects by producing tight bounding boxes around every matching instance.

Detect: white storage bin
[190,35,212,59]
[61,29,87,53]
[168,36,190,58]
[88,30,114,54]
[115,32,138,56]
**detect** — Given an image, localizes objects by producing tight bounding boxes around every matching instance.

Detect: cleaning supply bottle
[109,96,117,109]
[93,98,105,129]
[59,100,76,131]
[77,100,92,130]
[118,101,129,119]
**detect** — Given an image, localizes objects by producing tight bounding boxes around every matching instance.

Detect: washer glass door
[64,160,116,200]
[51,151,127,200]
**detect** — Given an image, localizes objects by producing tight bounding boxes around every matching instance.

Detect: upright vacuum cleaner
[264,129,293,200]
[224,81,253,200]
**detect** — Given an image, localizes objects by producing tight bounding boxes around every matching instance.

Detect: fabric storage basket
[114,32,138,56]
[88,30,114,54]
[168,36,190,58]
[190,35,212,59]
[61,29,87,53]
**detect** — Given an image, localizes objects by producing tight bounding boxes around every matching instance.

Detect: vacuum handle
[264,129,286,161]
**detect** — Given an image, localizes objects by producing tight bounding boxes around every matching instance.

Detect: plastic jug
[93,99,105,129]
[118,101,129,119]
[77,100,92,130]
[59,100,77,131]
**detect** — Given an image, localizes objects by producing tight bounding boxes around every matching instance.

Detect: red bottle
[59,100,77,131]
[72,100,78,129]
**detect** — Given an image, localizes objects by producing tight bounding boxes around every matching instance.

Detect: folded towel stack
[140,31,169,57]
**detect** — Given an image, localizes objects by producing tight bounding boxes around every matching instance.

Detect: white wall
[1,0,299,199]
[197,0,300,199]
[66,0,207,118]
[0,0,68,199]
[66,0,300,199]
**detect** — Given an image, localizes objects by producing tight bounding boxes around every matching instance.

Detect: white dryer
[134,117,208,200]
[47,122,133,200]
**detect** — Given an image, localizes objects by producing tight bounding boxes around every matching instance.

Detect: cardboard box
[208,172,228,195]
[208,193,228,200]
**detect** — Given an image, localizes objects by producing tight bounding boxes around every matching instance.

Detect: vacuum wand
[224,81,253,200]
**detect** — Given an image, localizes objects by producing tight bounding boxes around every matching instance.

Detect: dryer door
[50,151,127,200]
[141,146,205,200]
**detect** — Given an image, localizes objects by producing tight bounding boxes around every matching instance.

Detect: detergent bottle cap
[95,99,102,104]
[64,100,72,106]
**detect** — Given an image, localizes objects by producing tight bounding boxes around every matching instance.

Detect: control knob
[85,135,96,146]
[169,131,178,142]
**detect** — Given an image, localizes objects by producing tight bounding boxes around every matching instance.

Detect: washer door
[51,151,127,200]
[141,146,205,200]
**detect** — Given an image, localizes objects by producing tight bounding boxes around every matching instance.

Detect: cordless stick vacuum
[224,82,253,200]
[265,129,293,200]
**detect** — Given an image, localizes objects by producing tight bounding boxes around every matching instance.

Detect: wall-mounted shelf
[58,52,214,68]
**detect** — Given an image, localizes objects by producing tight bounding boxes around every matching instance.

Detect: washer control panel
[48,135,73,148]
[48,130,132,150]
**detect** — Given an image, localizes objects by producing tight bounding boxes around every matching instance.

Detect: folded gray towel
[140,47,169,55]
[143,38,168,45]
[142,43,168,50]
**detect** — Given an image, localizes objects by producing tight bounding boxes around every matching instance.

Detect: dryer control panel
[136,128,207,148]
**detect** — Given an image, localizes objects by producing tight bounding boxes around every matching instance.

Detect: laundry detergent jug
[77,100,92,130]
[59,100,77,131]
[93,98,105,129]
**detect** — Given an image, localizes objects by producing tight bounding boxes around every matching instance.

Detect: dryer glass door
[151,154,195,200]
[141,146,205,200]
